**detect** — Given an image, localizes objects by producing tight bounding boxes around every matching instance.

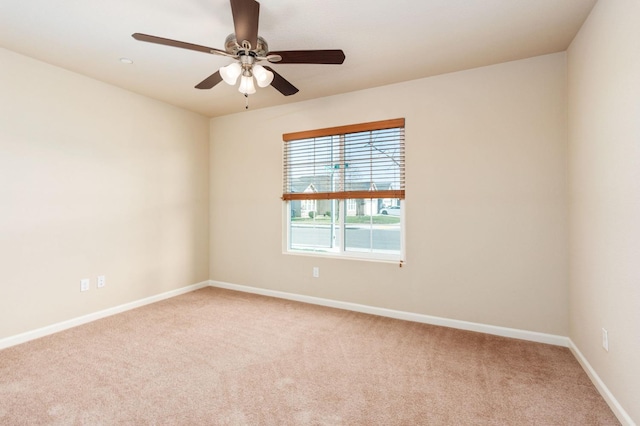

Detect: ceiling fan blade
[132,33,231,57]
[268,50,346,64]
[230,0,260,49]
[263,66,299,96]
[195,71,223,90]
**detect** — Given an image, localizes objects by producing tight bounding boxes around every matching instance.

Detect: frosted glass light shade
[238,75,256,94]
[252,64,274,88]
[219,62,242,85]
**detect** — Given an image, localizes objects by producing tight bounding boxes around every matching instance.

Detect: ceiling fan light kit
[219,53,273,94]
[132,0,345,105]
[252,64,274,88]
[219,62,242,85]
[238,74,256,95]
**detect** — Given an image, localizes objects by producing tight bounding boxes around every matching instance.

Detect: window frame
[282,118,405,262]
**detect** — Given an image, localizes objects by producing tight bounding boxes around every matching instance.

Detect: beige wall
[0,48,210,339]
[210,53,568,335]
[568,0,640,422]
[3,7,636,418]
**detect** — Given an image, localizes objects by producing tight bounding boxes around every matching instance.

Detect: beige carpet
[0,287,618,425]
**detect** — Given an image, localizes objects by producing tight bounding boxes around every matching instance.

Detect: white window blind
[282,118,405,201]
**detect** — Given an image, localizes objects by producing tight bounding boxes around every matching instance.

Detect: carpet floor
[0,287,618,425]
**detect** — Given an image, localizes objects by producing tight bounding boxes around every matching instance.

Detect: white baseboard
[568,340,635,426]
[209,280,569,347]
[0,281,210,351]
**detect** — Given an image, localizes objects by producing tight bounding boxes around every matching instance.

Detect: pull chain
[244,93,249,110]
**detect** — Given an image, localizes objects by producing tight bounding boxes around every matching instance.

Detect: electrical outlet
[80,278,90,292]
[602,328,609,352]
[97,275,106,289]
[312,267,319,278]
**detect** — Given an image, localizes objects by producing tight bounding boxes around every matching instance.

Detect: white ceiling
[0,0,596,118]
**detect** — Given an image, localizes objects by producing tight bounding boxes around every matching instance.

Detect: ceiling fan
[132,0,345,98]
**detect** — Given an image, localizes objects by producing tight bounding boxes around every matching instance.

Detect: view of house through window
[283,118,405,260]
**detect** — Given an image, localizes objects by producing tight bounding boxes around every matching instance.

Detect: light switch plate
[80,278,90,292]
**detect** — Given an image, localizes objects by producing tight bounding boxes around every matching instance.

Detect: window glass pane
[344,198,401,254]
[289,200,339,251]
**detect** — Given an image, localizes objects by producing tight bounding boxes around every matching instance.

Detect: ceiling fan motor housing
[224,33,269,57]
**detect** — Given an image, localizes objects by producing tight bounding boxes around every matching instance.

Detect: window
[282,118,405,261]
